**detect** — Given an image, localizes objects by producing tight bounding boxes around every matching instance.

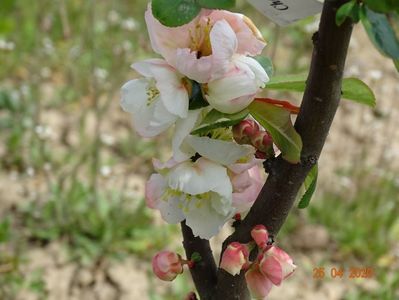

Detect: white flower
[146,157,234,239]
[121,59,189,137]
[145,6,266,83]
[204,22,269,114]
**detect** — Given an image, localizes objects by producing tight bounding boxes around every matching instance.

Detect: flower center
[189,18,213,58]
[162,188,212,212]
[146,81,160,106]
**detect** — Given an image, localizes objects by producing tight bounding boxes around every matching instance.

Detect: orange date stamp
[313,267,374,279]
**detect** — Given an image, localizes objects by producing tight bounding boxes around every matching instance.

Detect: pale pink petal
[206,72,258,114]
[234,56,269,87]
[251,225,269,249]
[152,158,180,171]
[145,174,166,209]
[220,242,248,276]
[232,166,263,213]
[175,48,213,83]
[120,79,148,113]
[245,265,274,299]
[152,251,183,281]
[265,246,297,279]
[184,135,252,166]
[157,82,189,118]
[172,110,202,162]
[131,58,173,78]
[228,156,262,174]
[185,194,232,239]
[207,10,266,56]
[157,195,185,224]
[144,5,196,66]
[260,256,283,286]
[166,158,232,196]
[210,19,238,78]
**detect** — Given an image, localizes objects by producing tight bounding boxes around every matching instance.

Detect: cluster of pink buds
[233,120,274,159]
[220,225,296,299]
[220,242,250,276]
[152,250,195,281]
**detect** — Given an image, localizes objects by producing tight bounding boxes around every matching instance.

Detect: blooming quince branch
[120,0,359,299]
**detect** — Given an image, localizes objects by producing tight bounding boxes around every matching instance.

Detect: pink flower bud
[233,120,260,145]
[220,242,249,276]
[152,251,183,281]
[251,131,273,152]
[259,246,296,286]
[245,264,273,299]
[251,225,269,249]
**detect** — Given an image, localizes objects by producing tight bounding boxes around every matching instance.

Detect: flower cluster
[220,225,296,299]
[121,4,271,239]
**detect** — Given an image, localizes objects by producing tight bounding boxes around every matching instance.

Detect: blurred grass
[0,0,398,299]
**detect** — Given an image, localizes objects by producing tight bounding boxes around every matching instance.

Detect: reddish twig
[254,97,300,114]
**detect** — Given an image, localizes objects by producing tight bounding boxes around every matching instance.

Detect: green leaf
[360,6,399,59]
[254,56,274,78]
[249,101,302,163]
[298,164,318,209]
[265,75,376,107]
[152,0,201,27]
[191,109,248,135]
[394,59,399,72]
[341,78,376,107]
[265,74,307,92]
[336,0,356,26]
[364,0,398,14]
[197,0,235,9]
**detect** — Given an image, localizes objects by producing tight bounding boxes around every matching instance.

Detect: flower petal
[234,56,269,87]
[245,265,274,300]
[260,256,283,286]
[145,174,166,209]
[120,79,149,113]
[175,48,213,83]
[207,10,266,56]
[144,4,196,66]
[184,195,231,239]
[157,196,185,224]
[166,158,231,196]
[132,59,189,118]
[206,72,258,114]
[210,19,238,78]
[172,110,202,162]
[184,136,251,166]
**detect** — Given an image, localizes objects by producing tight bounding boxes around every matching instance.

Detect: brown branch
[215,1,354,299]
[181,221,218,300]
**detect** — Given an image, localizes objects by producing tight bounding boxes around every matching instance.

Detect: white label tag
[247,0,323,26]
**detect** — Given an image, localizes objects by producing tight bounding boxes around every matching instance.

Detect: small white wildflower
[108,10,121,24]
[35,124,53,139]
[122,18,138,31]
[0,39,15,51]
[26,167,35,177]
[368,69,382,80]
[100,133,115,146]
[100,165,112,177]
[94,68,108,80]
